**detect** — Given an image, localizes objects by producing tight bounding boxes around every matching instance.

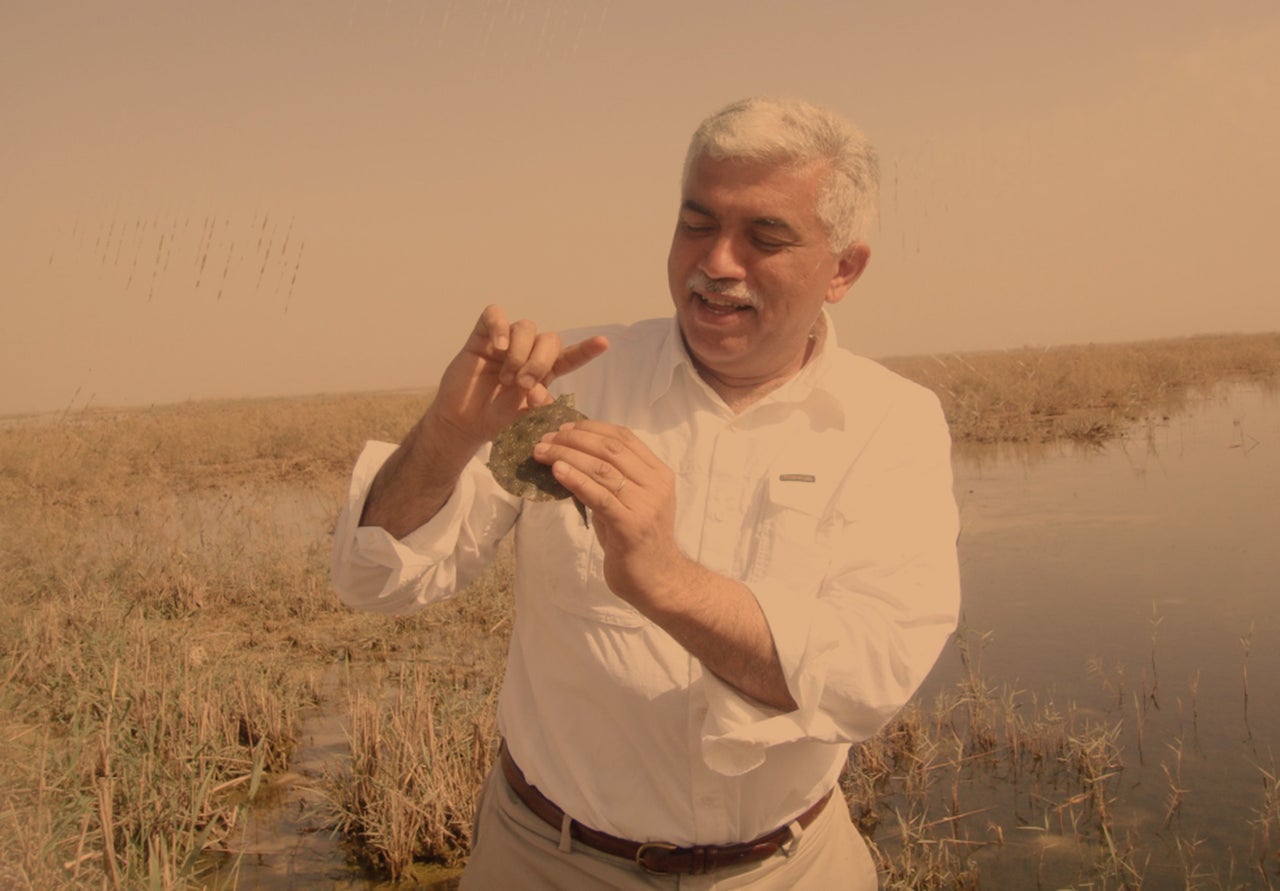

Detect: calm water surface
[932,383,1280,883]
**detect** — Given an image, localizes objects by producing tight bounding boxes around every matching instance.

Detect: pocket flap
[766,471,831,517]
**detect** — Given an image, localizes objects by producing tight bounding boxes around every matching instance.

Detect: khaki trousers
[460,762,879,890]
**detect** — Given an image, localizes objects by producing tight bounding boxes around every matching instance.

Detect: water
[932,383,1280,883]
[949,383,1278,712]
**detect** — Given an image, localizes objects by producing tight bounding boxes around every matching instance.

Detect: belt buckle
[635,841,679,875]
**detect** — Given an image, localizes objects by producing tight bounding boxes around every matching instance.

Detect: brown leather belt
[499,743,833,875]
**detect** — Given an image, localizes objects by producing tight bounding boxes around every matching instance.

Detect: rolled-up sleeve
[700,387,960,775]
[330,440,521,615]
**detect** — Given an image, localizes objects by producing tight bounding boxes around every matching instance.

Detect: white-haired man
[332,97,960,888]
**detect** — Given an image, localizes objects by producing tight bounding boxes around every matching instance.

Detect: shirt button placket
[702,426,748,572]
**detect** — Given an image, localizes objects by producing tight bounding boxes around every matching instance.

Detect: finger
[552,420,663,472]
[513,331,564,391]
[501,319,538,385]
[547,455,630,516]
[535,443,629,495]
[472,304,511,353]
[549,335,610,382]
[533,429,644,491]
[525,380,553,407]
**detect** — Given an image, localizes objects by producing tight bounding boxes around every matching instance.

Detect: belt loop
[782,819,804,857]
[558,812,574,853]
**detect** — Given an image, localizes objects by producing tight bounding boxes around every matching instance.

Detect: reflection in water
[936,383,1279,881]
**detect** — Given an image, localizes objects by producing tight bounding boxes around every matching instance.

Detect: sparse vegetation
[882,332,1280,444]
[1,335,1276,889]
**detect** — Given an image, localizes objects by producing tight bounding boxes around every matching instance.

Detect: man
[331,97,960,888]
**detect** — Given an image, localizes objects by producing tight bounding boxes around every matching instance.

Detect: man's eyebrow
[752,216,802,240]
[753,216,797,232]
[681,199,716,217]
[681,201,801,238]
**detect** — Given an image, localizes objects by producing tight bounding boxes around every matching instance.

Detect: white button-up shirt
[331,314,961,845]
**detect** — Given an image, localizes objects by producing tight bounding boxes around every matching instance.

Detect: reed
[325,663,498,880]
[1162,738,1188,829]
[323,550,511,881]
[1256,759,1280,883]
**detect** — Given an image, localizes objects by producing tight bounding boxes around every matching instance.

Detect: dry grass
[324,549,511,880]
[0,390,432,888]
[1,333,1276,888]
[0,388,429,492]
[882,332,1280,444]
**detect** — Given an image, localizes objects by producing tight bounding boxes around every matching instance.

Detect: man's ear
[825,243,870,305]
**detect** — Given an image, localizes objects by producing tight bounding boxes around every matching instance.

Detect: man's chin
[681,330,753,378]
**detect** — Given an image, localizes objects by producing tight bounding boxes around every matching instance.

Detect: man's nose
[698,235,746,280]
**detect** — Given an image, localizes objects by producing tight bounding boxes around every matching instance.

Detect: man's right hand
[359,305,608,537]
[430,304,609,452]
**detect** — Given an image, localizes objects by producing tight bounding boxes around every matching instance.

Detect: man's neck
[689,319,825,414]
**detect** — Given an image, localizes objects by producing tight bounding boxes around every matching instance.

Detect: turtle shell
[487,394,587,502]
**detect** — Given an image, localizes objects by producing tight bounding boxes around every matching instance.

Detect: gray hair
[682,97,880,251]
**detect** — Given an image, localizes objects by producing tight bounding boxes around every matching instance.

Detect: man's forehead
[681,155,826,224]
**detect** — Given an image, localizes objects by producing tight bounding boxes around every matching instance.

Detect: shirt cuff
[330,440,478,613]
[698,579,841,776]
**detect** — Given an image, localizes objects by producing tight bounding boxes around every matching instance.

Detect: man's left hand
[532,421,686,606]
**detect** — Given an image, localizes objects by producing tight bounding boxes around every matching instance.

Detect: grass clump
[883,332,1280,444]
[324,552,511,881]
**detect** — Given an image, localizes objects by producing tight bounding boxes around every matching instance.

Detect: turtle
[487,393,590,525]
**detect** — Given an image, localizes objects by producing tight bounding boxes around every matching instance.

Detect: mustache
[685,272,762,309]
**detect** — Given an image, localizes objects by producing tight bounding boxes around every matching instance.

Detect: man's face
[666,154,868,392]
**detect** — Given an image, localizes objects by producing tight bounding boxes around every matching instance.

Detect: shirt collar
[647,311,847,427]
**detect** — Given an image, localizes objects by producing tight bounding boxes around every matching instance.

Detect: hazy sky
[3,0,1278,416]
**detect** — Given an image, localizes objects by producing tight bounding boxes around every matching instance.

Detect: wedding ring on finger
[614,479,628,496]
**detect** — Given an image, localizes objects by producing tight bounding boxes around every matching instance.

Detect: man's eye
[680,220,714,235]
[752,236,788,251]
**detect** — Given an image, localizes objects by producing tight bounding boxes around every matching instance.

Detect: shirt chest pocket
[744,473,835,595]
[516,500,648,629]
